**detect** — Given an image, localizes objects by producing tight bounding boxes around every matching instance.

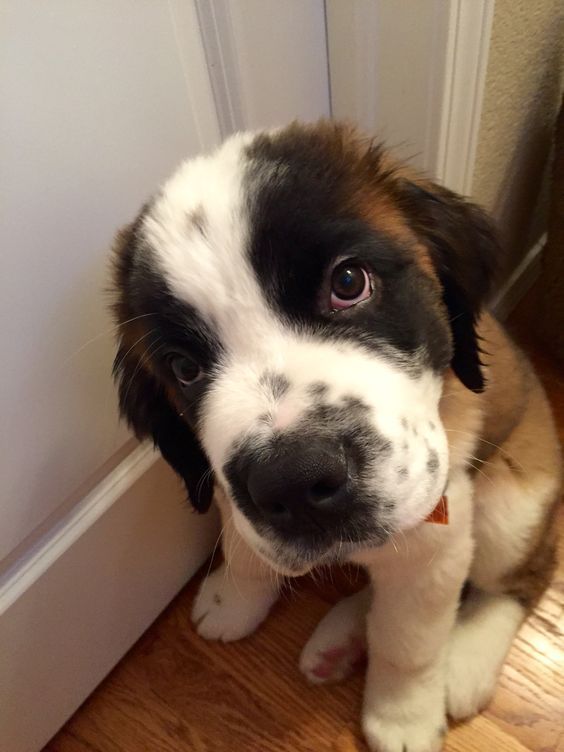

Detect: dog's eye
[330,261,372,310]
[169,355,202,386]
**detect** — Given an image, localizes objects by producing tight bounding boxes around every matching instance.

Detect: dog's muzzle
[229,435,358,541]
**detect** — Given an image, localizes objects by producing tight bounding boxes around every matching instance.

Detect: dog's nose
[246,438,349,531]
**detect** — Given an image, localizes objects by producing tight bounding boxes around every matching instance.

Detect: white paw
[363,714,446,752]
[192,564,278,642]
[446,592,522,720]
[300,590,368,684]
[446,648,496,720]
[362,660,447,752]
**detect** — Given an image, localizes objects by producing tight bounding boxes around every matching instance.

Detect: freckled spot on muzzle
[308,382,328,399]
[340,395,369,411]
[427,449,439,474]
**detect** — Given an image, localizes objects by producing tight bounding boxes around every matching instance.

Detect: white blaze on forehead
[142,131,281,351]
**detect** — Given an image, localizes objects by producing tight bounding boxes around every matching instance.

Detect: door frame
[325,0,495,196]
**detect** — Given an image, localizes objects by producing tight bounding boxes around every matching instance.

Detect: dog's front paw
[362,667,447,752]
[445,592,521,720]
[362,714,446,752]
[446,643,497,720]
[192,563,278,642]
[300,590,368,684]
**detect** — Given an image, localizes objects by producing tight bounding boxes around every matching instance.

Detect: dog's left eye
[169,354,202,386]
[330,260,372,311]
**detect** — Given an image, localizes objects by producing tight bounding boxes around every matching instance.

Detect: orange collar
[425,495,449,524]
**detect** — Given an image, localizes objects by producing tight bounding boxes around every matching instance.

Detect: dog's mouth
[249,523,391,576]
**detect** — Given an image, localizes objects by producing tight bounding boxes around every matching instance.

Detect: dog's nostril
[268,501,288,516]
[310,479,343,501]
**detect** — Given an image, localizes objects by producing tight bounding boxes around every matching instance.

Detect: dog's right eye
[329,260,372,311]
[169,355,202,386]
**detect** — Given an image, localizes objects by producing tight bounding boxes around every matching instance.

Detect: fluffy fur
[111,122,561,752]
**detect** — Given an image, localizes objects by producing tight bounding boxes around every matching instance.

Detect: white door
[0,3,330,751]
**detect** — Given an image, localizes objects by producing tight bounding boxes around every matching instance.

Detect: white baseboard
[0,446,219,752]
[490,234,546,320]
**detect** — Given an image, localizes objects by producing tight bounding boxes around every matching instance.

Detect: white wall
[326,0,447,172]
[196,0,330,135]
[228,0,330,129]
[0,0,220,566]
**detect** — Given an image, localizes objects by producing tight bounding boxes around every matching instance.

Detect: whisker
[465,453,498,468]
[464,460,495,486]
[328,562,335,588]
[61,312,157,366]
[224,530,246,600]
[120,338,164,407]
[112,328,157,376]
[195,468,214,509]
[398,529,410,557]
[200,524,225,595]
[445,429,524,469]
[385,529,399,555]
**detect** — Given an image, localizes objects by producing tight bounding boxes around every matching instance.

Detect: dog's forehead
[137,125,428,361]
[140,126,364,346]
[142,131,276,346]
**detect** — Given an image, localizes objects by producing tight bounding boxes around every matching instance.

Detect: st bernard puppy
[111,122,561,752]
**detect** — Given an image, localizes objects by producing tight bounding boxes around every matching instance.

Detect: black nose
[246,438,349,532]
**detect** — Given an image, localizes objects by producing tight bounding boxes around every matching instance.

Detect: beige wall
[472,0,564,272]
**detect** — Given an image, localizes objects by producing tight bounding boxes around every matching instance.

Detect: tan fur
[440,313,562,609]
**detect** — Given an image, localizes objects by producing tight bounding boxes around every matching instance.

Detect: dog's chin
[231,507,337,575]
[232,483,447,577]
[253,546,315,577]
[247,531,390,578]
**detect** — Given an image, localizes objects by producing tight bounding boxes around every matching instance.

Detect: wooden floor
[44,314,564,752]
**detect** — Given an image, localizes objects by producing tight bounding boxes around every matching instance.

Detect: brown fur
[504,500,559,608]
[440,313,562,609]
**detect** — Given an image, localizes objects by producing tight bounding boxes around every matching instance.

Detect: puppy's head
[112,122,499,574]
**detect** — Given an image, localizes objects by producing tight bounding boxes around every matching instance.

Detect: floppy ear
[400,180,502,392]
[113,348,214,513]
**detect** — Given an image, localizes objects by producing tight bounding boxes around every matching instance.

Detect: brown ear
[113,347,214,512]
[400,180,502,392]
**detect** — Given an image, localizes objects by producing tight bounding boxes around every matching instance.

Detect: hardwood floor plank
[446,716,531,752]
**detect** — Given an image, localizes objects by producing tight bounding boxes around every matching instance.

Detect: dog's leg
[192,507,280,642]
[300,587,370,683]
[447,400,560,719]
[361,471,474,752]
[446,589,525,720]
